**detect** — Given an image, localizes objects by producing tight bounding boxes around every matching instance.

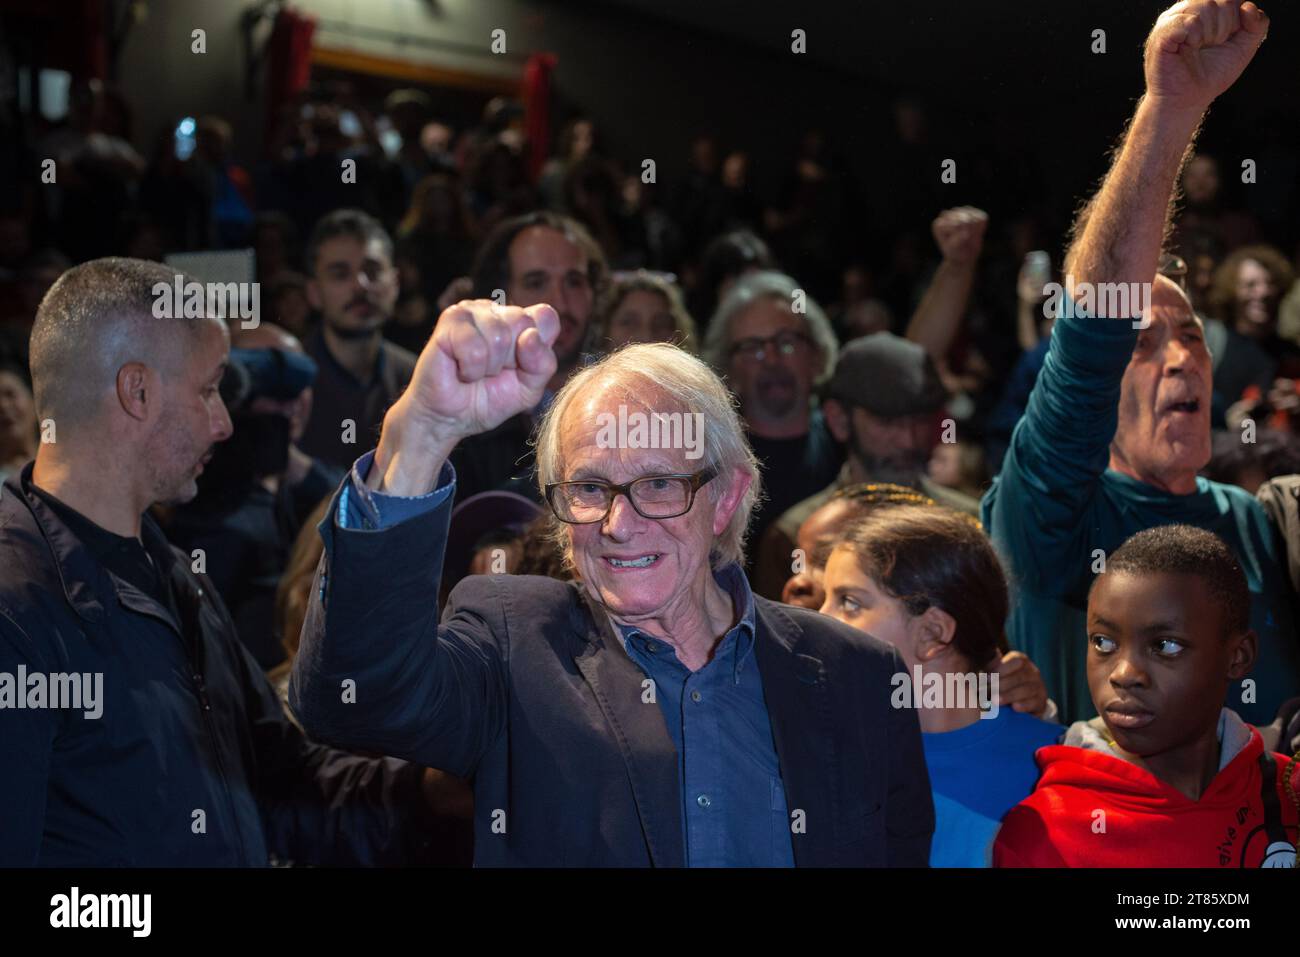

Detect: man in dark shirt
[702,270,842,568]
[36,482,180,622]
[752,332,978,599]
[298,209,417,470]
[0,257,446,866]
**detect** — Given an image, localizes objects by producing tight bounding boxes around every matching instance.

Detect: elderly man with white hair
[291,300,933,867]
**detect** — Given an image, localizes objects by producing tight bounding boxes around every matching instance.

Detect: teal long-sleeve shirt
[981,308,1299,725]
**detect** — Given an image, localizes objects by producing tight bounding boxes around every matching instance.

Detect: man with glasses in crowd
[291,299,933,867]
[702,271,842,558]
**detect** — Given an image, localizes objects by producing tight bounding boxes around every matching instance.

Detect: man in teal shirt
[983,0,1297,724]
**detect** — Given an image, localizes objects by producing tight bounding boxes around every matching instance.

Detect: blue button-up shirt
[337,454,794,866]
[616,565,794,867]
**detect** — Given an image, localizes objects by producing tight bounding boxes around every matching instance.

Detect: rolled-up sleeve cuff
[337,450,456,530]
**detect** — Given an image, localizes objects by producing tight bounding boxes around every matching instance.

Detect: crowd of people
[0,0,1298,868]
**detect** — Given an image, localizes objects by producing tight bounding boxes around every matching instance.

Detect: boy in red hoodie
[994,525,1298,867]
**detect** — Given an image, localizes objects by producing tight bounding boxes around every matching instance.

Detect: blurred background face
[234,324,313,444]
[690,136,717,174]
[1233,257,1279,337]
[722,151,748,189]
[819,544,921,667]
[725,298,820,423]
[420,121,451,156]
[607,289,675,349]
[146,321,233,505]
[0,370,36,458]
[557,386,740,621]
[272,286,311,339]
[1115,279,1212,484]
[843,405,934,483]
[782,497,859,609]
[308,235,399,336]
[570,120,594,160]
[506,226,594,370]
[1182,155,1220,206]
[1086,571,1238,759]
[927,442,962,488]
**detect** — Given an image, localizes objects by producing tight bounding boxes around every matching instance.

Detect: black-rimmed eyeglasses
[728,331,811,362]
[545,468,717,524]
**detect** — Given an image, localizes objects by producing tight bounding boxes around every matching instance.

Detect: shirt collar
[615,562,757,682]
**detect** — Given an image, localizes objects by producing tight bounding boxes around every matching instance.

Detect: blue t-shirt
[922,709,1061,868]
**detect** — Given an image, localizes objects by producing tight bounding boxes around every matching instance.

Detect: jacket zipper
[121,587,252,865]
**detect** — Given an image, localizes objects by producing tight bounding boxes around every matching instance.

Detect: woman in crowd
[598,270,698,352]
[819,504,1061,866]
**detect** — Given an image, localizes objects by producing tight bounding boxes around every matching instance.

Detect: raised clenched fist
[932,207,988,266]
[370,300,559,495]
[411,299,560,441]
[1144,0,1268,112]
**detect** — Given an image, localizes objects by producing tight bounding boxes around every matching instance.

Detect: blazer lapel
[754,598,838,866]
[571,592,685,867]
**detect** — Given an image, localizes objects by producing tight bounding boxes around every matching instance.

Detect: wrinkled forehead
[557,376,696,475]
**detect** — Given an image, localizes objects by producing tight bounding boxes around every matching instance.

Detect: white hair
[534,342,761,570]
[702,270,838,384]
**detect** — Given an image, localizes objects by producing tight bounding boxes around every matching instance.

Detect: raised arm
[987,1,1270,564]
[289,300,559,773]
[1064,0,1269,301]
[905,206,987,360]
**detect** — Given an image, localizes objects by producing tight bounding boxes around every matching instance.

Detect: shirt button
[646,642,658,653]
[690,690,702,703]
[696,794,711,808]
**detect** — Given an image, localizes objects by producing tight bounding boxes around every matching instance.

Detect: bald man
[982,0,1296,725]
[0,257,443,865]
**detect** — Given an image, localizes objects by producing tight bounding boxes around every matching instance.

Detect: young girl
[819,504,1061,867]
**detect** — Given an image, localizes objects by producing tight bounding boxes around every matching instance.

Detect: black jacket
[291,481,934,866]
[0,466,433,866]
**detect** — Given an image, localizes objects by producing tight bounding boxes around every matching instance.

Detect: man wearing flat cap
[752,332,976,600]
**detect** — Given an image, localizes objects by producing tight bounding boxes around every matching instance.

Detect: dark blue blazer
[291,483,934,866]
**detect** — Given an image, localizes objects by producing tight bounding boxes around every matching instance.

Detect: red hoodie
[994,722,1298,868]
